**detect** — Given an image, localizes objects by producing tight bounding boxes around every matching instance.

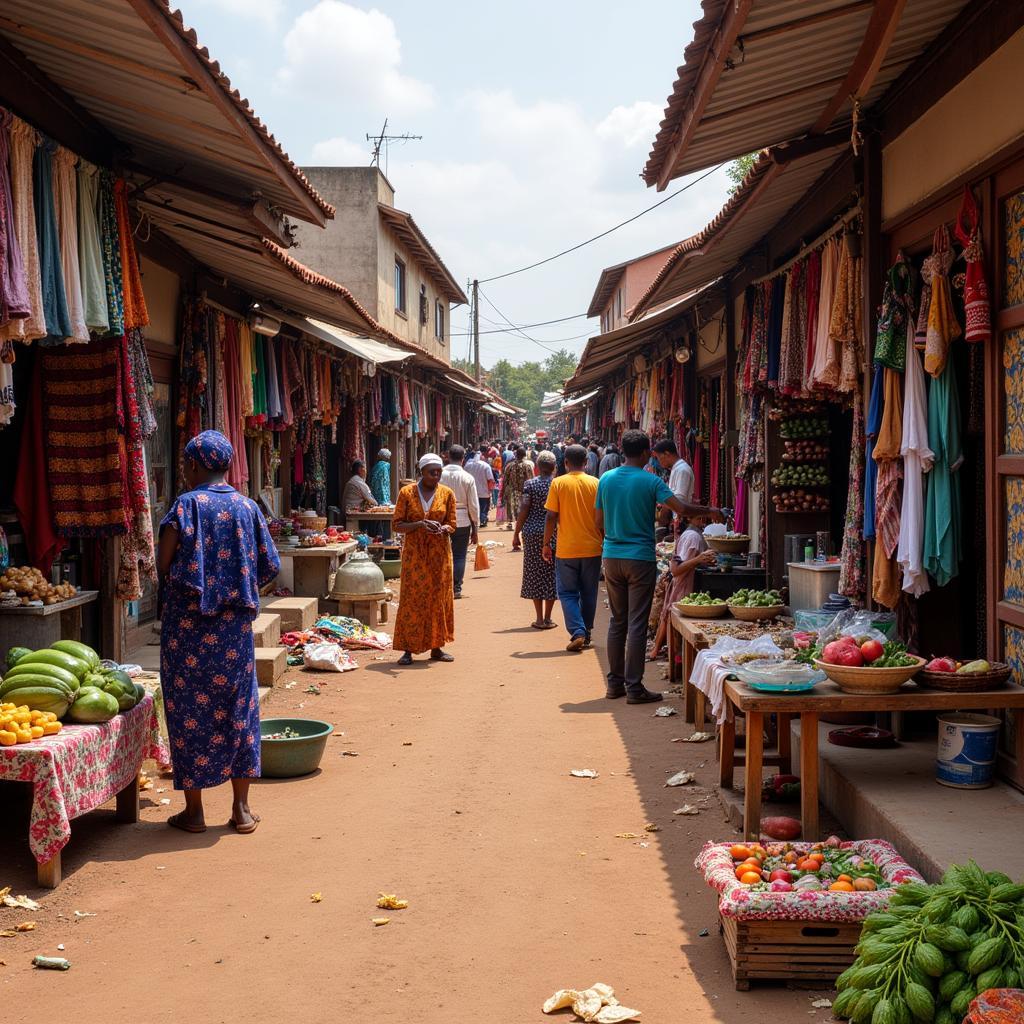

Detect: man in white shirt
[440,445,480,599]
[464,447,495,526]
[653,439,694,535]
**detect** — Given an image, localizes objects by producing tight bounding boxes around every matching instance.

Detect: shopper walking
[502,446,534,531]
[368,448,393,505]
[598,442,622,476]
[596,430,722,703]
[157,430,280,835]
[543,444,602,651]
[513,450,557,629]
[440,445,480,600]
[392,454,457,665]
[465,447,495,527]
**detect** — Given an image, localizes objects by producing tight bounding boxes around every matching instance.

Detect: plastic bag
[474,545,490,571]
[303,642,358,672]
[816,608,892,647]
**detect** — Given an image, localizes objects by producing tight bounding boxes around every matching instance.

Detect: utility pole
[472,278,481,382]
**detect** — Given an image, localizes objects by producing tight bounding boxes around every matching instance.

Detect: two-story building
[587,243,678,335]
[293,166,467,363]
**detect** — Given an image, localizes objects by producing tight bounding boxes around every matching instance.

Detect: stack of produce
[783,440,829,462]
[2,641,145,726]
[771,465,830,487]
[728,840,888,893]
[0,565,77,606]
[677,592,725,607]
[774,489,831,513]
[833,861,1024,1023]
[0,703,62,745]
[728,589,784,609]
[779,416,829,439]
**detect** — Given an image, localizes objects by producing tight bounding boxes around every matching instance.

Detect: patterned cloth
[34,138,73,344]
[874,253,914,371]
[160,482,280,789]
[839,400,867,599]
[520,533,556,600]
[0,696,166,865]
[97,170,124,337]
[184,429,234,472]
[76,160,108,332]
[872,369,904,609]
[0,109,30,328]
[521,475,552,535]
[51,145,89,341]
[392,482,456,654]
[369,459,392,505]
[954,187,991,345]
[919,225,961,376]
[502,458,534,520]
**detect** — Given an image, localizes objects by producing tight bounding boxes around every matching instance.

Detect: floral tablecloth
[0,695,167,864]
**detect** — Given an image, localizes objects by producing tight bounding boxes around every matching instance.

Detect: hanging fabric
[778,259,807,395]
[810,237,839,386]
[919,224,961,377]
[76,160,108,333]
[51,145,90,341]
[829,234,863,393]
[803,247,821,385]
[2,114,45,340]
[863,365,884,540]
[871,369,903,609]
[838,400,866,599]
[34,138,73,344]
[113,178,149,330]
[873,253,914,372]
[954,187,991,344]
[922,357,963,585]
[0,110,31,329]
[97,170,124,337]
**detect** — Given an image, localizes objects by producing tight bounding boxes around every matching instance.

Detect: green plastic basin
[259,718,333,778]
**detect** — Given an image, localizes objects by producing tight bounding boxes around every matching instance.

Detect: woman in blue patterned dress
[157,430,280,835]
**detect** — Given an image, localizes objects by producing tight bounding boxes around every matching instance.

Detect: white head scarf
[378,448,392,460]
[418,453,443,471]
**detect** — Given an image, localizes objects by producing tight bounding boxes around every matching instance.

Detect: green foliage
[726,152,758,194]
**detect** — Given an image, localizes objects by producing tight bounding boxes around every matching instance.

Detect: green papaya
[6,646,32,668]
[4,661,80,691]
[0,674,74,701]
[16,649,88,680]
[832,987,860,1020]
[50,640,100,670]
[939,971,967,1002]
[66,689,119,723]
[0,686,70,718]
[967,936,1005,975]
[950,987,974,1018]
[852,988,882,1024]
[871,998,896,1024]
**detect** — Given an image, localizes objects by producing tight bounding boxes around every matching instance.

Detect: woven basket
[812,656,926,694]
[916,662,1012,692]
[729,604,785,622]
[296,515,327,532]
[674,601,729,619]
[705,535,750,554]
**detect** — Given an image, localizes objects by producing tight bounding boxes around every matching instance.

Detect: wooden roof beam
[656,0,754,191]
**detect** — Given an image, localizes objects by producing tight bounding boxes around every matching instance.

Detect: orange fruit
[797,859,819,872]
[784,851,798,865]
[808,852,825,864]
[730,845,752,862]
[852,878,877,892]
[837,874,853,883]
[829,881,854,892]
[740,871,762,885]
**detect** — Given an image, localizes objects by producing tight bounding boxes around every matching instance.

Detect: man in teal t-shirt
[596,430,722,704]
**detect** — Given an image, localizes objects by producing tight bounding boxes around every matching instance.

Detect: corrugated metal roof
[644,0,970,184]
[378,205,468,305]
[585,242,678,318]
[632,143,846,318]
[0,0,333,224]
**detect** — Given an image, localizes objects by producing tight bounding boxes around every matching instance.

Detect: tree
[479,349,579,428]
[726,152,758,195]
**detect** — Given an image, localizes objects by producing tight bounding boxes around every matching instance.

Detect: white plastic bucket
[936,713,1001,789]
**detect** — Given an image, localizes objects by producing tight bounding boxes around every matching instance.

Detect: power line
[477,162,725,284]
[478,287,574,355]
[450,311,587,336]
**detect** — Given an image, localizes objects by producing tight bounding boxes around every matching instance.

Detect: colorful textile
[863,365,884,540]
[0,110,30,327]
[829,237,863,392]
[113,178,148,329]
[872,368,904,609]
[42,338,125,536]
[2,115,45,340]
[392,482,456,654]
[874,253,913,371]
[160,482,280,615]
[954,186,991,344]
[34,139,73,344]
[778,259,807,395]
[185,429,234,471]
[520,533,556,600]
[520,474,553,535]
[76,160,108,332]
[696,840,924,922]
[964,989,1024,1024]
[502,457,534,521]
[369,459,392,504]
[920,225,961,376]
[923,357,963,586]
[51,145,89,341]
[810,237,840,387]
[0,696,165,865]
[898,332,933,598]
[97,170,124,336]
[838,400,866,599]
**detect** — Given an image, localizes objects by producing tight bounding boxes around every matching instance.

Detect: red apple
[860,639,884,664]
[926,656,956,673]
[769,869,793,883]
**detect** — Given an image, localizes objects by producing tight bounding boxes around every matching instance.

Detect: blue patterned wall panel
[1006,191,1024,308]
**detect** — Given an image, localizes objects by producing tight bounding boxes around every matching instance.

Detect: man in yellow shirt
[543,444,603,652]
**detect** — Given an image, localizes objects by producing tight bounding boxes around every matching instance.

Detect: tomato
[739,871,763,885]
[829,881,854,892]
[730,845,752,862]
[860,639,884,664]
[797,858,819,872]
[769,869,793,883]
[852,877,877,892]
[808,852,825,864]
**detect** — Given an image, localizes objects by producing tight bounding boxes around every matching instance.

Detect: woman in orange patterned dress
[393,454,457,665]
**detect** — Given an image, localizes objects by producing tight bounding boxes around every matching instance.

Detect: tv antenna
[366,119,422,176]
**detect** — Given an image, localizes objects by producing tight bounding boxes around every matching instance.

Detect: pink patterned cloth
[0,695,167,864]
[696,839,924,921]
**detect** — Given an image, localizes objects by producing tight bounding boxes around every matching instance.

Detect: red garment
[14,354,65,569]
[804,248,821,380]
[954,186,991,344]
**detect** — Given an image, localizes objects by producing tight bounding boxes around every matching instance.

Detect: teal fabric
[595,465,673,561]
[922,358,962,586]
[369,460,391,504]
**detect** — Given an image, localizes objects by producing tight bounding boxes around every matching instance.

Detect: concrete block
[260,596,318,632]
[254,646,288,686]
[252,612,281,649]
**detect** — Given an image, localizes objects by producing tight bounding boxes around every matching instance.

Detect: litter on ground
[376,894,409,910]
[652,706,677,717]
[542,983,641,1022]
[665,771,695,787]
[569,769,599,779]
[673,805,700,815]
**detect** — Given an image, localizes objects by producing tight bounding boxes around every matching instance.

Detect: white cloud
[596,101,663,149]
[276,2,433,114]
[202,0,283,29]
[309,135,373,165]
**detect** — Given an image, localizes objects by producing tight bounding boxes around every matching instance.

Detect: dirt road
[1,523,822,1022]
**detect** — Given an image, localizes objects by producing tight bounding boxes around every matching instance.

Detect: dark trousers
[478,497,490,526]
[555,556,602,640]
[603,558,658,696]
[451,525,472,593]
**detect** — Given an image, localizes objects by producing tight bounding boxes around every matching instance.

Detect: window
[435,299,445,341]
[615,288,623,321]
[394,257,406,314]
[419,283,428,324]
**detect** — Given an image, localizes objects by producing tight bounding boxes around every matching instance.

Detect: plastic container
[259,718,334,778]
[936,713,1001,789]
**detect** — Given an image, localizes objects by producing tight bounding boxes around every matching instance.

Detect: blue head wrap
[185,430,234,472]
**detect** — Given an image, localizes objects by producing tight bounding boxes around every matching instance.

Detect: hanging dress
[51,145,89,341]
[34,138,73,344]
[0,110,31,329]
[3,115,45,341]
[810,237,839,386]
[76,160,109,333]
[871,368,904,610]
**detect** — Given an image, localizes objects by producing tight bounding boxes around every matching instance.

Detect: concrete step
[260,596,319,632]
[252,612,281,649]
[254,646,288,686]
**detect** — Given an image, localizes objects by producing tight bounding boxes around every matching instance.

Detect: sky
[182,0,732,369]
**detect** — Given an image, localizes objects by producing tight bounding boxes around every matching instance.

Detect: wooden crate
[720,914,860,990]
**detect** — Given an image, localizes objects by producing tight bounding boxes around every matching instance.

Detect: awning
[643,0,971,187]
[632,143,846,317]
[566,280,724,394]
[273,312,412,365]
[561,388,600,410]
[444,373,489,401]
[0,0,332,224]
[488,400,518,416]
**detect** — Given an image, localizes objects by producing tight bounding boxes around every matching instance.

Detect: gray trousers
[603,558,657,696]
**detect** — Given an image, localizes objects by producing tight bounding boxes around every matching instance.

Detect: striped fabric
[42,337,125,536]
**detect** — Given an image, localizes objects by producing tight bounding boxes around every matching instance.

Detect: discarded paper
[310,892,323,903]
[665,771,695,787]
[0,889,40,912]
[372,917,390,927]
[569,769,599,779]
[684,731,714,742]
[673,805,699,816]
[652,706,677,717]
[376,893,409,910]
[810,998,833,1009]
[542,983,640,1022]
[614,832,639,840]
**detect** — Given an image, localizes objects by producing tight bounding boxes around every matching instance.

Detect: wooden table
[276,541,358,600]
[0,589,98,654]
[721,678,1024,842]
[344,509,394,534]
